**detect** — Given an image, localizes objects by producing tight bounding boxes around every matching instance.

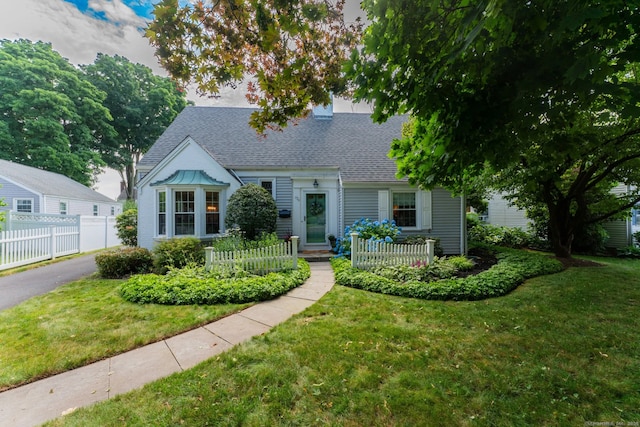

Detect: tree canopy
[0,39,115,186]
[83,54,190,200]
[148,1,640,257]
[146,0,361,133]
[351,0,640,257]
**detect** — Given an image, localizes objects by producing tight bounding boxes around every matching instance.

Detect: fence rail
[205,236,299,274]
[0,226,80,271]
[350,232,435,269]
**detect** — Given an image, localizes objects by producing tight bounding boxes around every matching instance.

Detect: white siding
[0,177,41,213]
[487,193,531,230]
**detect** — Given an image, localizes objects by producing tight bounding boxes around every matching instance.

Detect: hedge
[120,259,310,305]
[332,248,563,301]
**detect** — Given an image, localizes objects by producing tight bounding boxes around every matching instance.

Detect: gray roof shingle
[138,106,408,183]
[0,159,116,203]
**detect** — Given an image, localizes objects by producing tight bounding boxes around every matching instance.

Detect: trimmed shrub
[468,223,531,248]
[153,237,205,274]
[120,259,311,305]
[95,247,153,279]
[224,183,277,240]
[115,208,138,247]
[333,247,563,301]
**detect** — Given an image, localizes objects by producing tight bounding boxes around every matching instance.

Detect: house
[487,186,639,249]
[136,106,467,254]
[0,159,122,217]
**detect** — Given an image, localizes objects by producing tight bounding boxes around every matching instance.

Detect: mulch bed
[554,256,604,268]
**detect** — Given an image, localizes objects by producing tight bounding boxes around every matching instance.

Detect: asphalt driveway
[0,253,98,311]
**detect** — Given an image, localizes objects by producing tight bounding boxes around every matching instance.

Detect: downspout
[338,171,344,237]
[461,192,467,255]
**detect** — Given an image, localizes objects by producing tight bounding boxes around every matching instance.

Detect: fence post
[204,247,213,271]
[50,225,57,260]
[290,236,298,269]
[426,239,435,265]
[350,232,359,268]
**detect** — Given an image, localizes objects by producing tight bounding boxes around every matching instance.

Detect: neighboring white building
[0,159,122,217]
[486,193,531,230]
[136,106,467,254]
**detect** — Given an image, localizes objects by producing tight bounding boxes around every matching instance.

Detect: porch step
[300,250,334,262]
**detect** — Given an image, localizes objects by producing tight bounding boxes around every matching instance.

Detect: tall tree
[146,0,361,133]
[82,54,189,200]
[0,39,115,186]
[148,1,640,257]
[349,0,640,258]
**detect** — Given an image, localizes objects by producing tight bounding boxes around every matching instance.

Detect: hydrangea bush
[335,218,401,256]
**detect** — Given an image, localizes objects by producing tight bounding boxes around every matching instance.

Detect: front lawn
[45,255,640,426]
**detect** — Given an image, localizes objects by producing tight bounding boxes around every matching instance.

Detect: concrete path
[0,253,99,311]
[0,262,334,427]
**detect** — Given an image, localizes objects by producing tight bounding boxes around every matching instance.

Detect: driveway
[0,253,98,311]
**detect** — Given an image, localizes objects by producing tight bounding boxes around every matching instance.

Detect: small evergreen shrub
[468,224,531,248]
[333,247,562,301]
[115,208,138,247]
[95,247,153,278]
[153,237,205,274]
[120,259,311,305]
[224,183,278,240]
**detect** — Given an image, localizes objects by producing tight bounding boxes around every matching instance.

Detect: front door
[305,193,326,244]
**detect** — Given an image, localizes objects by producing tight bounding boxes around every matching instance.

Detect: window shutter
[378,190,389,221]
[421,190,432,230]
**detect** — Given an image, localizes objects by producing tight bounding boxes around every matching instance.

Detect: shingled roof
[138,106,408,183]
[0,159,115,203]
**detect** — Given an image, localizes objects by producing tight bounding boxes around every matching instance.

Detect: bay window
[174,191,195,235]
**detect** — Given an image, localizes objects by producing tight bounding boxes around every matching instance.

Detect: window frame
[59,201,68,215]
[174,190,195,236]
[259,178,276,199]
[392,192,418,228]
[14,198,33,213]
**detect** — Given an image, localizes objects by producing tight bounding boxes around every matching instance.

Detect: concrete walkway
[0,262,334,427]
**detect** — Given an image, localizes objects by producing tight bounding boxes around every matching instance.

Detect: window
[15,199,32,213]
[15,199,33,213]
[174,191,195,235]
[259,179,275,199]
[59,201,68,215]
[93,205,99,216]
[206,191,220,234]
[110,206,115,216]
[158,191,166,235]
[393,193,416,227]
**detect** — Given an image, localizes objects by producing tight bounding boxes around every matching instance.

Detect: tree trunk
[547,200,574,258]
[125,163,135,201]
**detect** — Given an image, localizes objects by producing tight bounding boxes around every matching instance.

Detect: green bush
[224,183,278,240]
[115,208,138,247]
[370,255,473,283]
[468,223,531,248]
[95,247,154,279]
[402,235,445,257]
[153,237,205,274]
[210,229,281,252]
[333,247,563,301]
[120,259,311,305]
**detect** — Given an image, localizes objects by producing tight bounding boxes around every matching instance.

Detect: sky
[0,0,370,200]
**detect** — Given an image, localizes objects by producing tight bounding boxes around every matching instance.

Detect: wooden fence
[0,226,80,271]
[205,236,299,274]
[350,232,435,269]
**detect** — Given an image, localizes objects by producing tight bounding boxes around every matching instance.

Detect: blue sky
[63,0,156,21]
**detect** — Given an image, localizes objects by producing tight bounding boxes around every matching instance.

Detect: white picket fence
[0,226,80,271]
[350,232,435,269]
[0,212,121,271]
[205,236,299,274]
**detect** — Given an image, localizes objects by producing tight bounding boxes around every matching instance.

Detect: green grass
[45,256,640,426]
[0,277,250,390]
